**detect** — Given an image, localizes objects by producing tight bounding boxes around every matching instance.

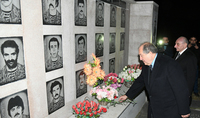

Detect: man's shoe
[194,93,200,97]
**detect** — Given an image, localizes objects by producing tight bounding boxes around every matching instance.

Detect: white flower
[136,69,142,74]
[127,76,132,81]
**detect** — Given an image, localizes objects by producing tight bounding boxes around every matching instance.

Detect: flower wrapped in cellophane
[90,85,118,103]
[118,64,142,82]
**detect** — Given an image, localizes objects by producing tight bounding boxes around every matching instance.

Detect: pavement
[135,78,200,118]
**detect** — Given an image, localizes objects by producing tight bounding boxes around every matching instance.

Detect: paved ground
[136,78,200,118]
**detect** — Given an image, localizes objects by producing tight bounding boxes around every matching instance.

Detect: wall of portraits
[0,0,157,118]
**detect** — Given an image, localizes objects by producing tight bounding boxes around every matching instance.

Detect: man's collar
[179,47,187,55]
[151,53,158,68]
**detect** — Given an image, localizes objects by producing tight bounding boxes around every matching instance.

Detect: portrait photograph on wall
[120,32,125,51]
[0,90,30,118]
[109,58,115,73]
[75,0,87,26]
[46,76,65,114]
[76,69,87,98]
[42,0,61,25]
[95,33,104,57]
[0,0,21,24]
[75,34,87,64]
[109,33,116,54]
[121,8,125,28]
[95,1,104,27]
[0,37,26,86]
[110,5,116,27]
[43,35,63,72]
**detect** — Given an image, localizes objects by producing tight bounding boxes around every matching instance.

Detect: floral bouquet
[118,64,142,82]
[84,54,105,87]
[104,73,124,91]
[118,64,142,88]
[72,100,107,118]
[90,85,118,104]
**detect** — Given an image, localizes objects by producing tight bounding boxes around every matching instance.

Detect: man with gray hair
[174,36,197,105]
[119,42,190,118]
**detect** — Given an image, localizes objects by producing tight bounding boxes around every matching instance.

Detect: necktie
[148,65,152,84]
[175,53,180,60]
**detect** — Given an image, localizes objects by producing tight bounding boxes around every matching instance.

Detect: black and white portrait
[100,62,103,69]
[121,9,125,28]
[109,58,115,73]
[75,34,87,63]
[110,5,116,27]
[75,0,87,26]
[95,33,104,57]
[0,37,26,86]
[76,69,87,98]
[0,0,21,24]
[46,77,65,114]
[44,35,63,72]
[0,90,30,118]
[109,33,115,54]
[120,32,125,51]
[42,0,61,25]
[95,1,104,27]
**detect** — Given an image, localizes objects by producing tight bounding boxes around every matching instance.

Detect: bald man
[174,36,197,105]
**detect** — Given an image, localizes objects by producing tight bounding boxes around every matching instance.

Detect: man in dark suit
[174,36,197,104]
[119,42,190,118]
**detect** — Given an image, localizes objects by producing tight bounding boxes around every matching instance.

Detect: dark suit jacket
[126,53,190,118]
[174,48,197,95]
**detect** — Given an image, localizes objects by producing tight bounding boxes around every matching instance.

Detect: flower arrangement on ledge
[72,100,107,118]
[90,85,118,103]
[118,64,142,82]
[104,73,124,91]
[84,53,105,87]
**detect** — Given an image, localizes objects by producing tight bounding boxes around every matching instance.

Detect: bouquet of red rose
[104,73,124,91]
[72,100,107,118]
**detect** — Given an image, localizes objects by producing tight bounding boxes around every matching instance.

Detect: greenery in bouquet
[118,64,142,82]
[72,100,107,118]
[104,73,124,91]
[90,85,118,103]
[84,53,105,87]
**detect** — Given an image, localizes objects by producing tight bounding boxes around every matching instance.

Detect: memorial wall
[0,0,129,117]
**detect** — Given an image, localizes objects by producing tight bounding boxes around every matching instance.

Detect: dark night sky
[136,0,200,45]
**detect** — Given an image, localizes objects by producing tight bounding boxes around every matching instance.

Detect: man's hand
[118,95,128,102]
[188,43,192,48]
[194,44,199,49]
[181,113,190,118]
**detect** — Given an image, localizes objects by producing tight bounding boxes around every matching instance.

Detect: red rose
[89,108,92,113]
[114,96,117,99]
[103,108,107,112]
[84,112,87,115]
[85,108,88,112]
[97,110,101,113]
[90,113,93,117]
[94,111,97,115]
[80,107,84,111]
[75,110,79,114]
[72,105,76,110]
[80,111,83,115]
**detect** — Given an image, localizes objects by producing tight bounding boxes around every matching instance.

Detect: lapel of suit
[149,54,161,90]
[176,49,188,61]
